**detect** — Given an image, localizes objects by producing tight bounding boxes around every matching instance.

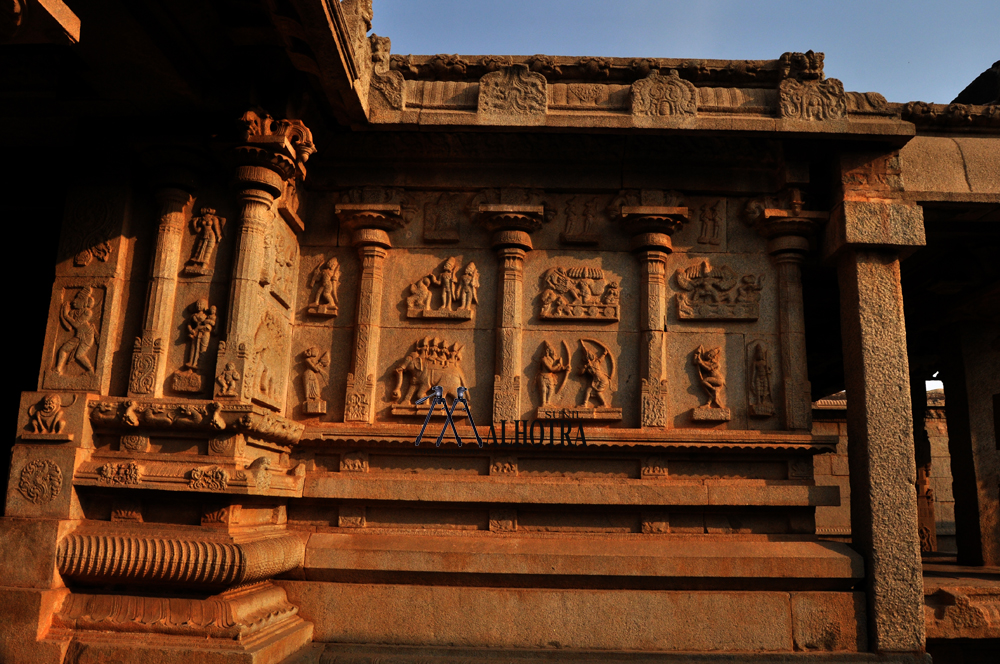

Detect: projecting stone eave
[366,50,916,141]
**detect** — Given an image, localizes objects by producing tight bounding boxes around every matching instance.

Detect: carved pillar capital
[611,189,688,252]
[745,188,828,260]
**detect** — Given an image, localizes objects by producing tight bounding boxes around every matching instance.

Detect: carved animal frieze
[536,339,621,421]
[89,399,226,432]
[341,451,368,473]
[691,345,731,422]
[234,410,304,447]
[478,64,547,117]
[747,341,776,418]
[98,462,142,485]
[339,505,365,528]
[631,70,697,117]
[183,208,226,276]
[490,455,517,475]
[674,260,763,320]
[391,337,468,416]
[490,509,517,533]
[539,267,620,322]
[779,78,847,121]
[406,258,479,320]
[17,459,63,504]
[307,257,340,318]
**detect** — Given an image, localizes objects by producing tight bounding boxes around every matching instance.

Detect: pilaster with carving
[475,190,547,422]
[612,190,688,428]
[214,110,314,409]
[337,192,407,423]
[130,186,193,397]
[744,189,827,430]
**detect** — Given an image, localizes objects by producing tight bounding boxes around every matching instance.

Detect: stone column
[129,186,193,397]
[214,110,314,406]
[479,205,545,423]
[944,323,1000,566]
[827,192,927,653]
[746,189,828,430]
[615,201,688,428]
[336,205,405,423]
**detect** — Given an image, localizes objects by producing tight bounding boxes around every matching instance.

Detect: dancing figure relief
[54,287,98,376]
[307,256,341,317]
[183,208,226,276]
[691,345,731,422]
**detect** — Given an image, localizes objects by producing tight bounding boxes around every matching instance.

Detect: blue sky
[371,0,998,104]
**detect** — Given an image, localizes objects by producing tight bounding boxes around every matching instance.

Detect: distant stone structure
[2,2,998,663]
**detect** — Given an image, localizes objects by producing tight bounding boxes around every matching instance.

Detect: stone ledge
[303,534,863,581]
[304,475,839,507]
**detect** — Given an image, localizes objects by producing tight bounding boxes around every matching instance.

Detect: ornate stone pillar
[215,110,314,407]
[826,150,927,653]
[613,193,688,428]
[336,203,405,423]
[478,201,545,423]
[129,186,193,397]
[745,189,828,430]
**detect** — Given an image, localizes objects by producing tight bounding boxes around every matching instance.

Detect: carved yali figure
[539,267,620,321]
[183,208,226,276]
[675,260,763,320]
[28,394,75,434]
[691,345,731,422]
[307,257,340,317]
[390,337,468,417]
[405,258,478,320]
[54,287,97,375]
[301,347,330,415]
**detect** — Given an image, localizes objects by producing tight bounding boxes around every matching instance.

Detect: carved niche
[390,337,468,417]
[171,298,217,394]
[478,64,547,117]
[406,258,479,320]
[560,196,602,245]
[690,345,730,422]
[306,256,340,318]
[536,339,621,421]
[747,341,775,418]
[539,267,620,321]
[182,208,226,276]
[674,260,763,320]
[779,78,847,121]
[424,192,466,243]
[631,70,697,117]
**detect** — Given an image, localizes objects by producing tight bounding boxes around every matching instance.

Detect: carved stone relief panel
[266,221,299,309]
[42,280,118,392]
[532,338,623,422]
[423,192,467,243]
[388,336,468,417]
[5,446,79,518]
[631,70,697,117]
[538,267,620,322]
[673,260,763,320]
[667,332,746,429]
[478,64,547,122]
[56,185,129,276]
[242,307,290,411]
[778,78,847,121]
[300,346,330,415]
[305,256,340,318]
[746,340,776,418]
[405,258,479,320]
[171,298,218,394]
[182,208,226,276]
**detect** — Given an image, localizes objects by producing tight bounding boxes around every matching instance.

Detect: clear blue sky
[371,0,998,104]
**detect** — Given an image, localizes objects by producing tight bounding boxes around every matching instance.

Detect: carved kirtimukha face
[40,395,62,415]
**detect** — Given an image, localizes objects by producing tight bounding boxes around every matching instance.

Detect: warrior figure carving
[580,339,615,408]
[537,341,568,406]
[54,287,97,375]
[392,337,467,404]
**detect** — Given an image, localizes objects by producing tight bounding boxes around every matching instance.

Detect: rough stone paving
[1,3,998,664]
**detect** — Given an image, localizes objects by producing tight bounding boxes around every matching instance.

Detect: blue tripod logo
[414,385,484,447]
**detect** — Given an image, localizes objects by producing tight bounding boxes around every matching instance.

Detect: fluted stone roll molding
[56,533,304,589]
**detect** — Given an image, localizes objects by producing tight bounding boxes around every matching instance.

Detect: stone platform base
[284,643,931,664]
